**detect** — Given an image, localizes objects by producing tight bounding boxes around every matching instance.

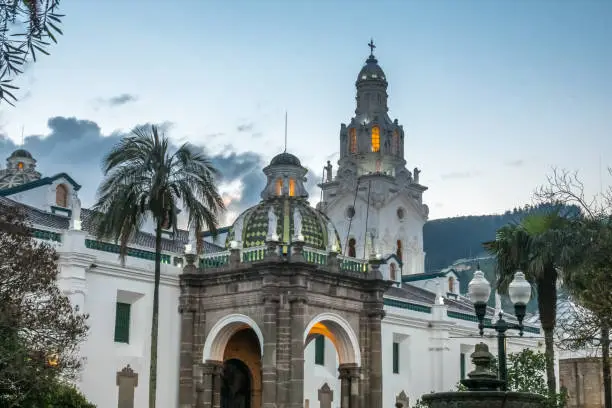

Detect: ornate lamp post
[467,269,532,391]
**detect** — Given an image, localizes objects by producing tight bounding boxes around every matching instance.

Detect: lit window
[393,130,400,155]
[17,161,24,170]
[371,126,380,152]
[349,128,357,154]
[396,240,403,262]
[276,178,283,195]
[289,178,295,197]
[55,184,68,207]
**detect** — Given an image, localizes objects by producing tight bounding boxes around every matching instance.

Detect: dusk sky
[1,0,611,222]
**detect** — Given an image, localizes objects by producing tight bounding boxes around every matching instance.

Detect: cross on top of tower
[368,38,376,56]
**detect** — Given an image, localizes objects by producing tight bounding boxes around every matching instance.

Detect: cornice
[88,260,180,287]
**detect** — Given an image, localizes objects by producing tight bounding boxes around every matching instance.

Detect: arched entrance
[202,314,264,408]
[221,359,252,408]
[303,313,362,408]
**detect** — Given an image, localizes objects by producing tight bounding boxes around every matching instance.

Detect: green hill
[423,202,579,272]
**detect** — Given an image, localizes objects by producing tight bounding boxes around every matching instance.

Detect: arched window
[371,126,380,152]
[289,178,296,197]
[396,239,403,262]
[392,130,400,155]
[448,276,455,293]
[55,184,68,207]
[17,161,24,170]
[390,263,397,281]
[348,238,356,258]
[349,128,357,154]
[275,178,283,196]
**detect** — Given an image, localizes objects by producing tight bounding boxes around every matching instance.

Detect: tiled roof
[0,197,224,254]
[0,197,69,229]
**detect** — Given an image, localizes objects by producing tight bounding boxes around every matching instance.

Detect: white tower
[318,41,429,275]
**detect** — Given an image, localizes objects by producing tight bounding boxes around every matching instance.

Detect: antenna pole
[284,111,288,152]
[21,125,24,146]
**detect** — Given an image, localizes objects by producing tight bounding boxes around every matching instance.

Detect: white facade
[0,45,549,408]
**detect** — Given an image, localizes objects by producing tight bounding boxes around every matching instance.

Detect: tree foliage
[92,124,225,408]
[0,200,89,407]
[0,0,63,105]
[536,167,612,408]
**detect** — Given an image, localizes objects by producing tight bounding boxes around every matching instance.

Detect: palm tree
[484,209,571,395]
[92,125,225,408]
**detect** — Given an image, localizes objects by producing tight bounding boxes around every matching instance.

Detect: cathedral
[0,44,544,408]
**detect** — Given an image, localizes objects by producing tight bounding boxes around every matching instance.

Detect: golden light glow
[309,322,337,348]
[276,178,283,195]
[349,128,357,154]
[289,178,296,196]
[17,161,24,170]
[371,126,380,152]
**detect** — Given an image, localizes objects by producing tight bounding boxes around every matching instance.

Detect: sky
[0,0,611,223]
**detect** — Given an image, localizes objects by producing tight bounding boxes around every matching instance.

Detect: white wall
[58,232,182,408]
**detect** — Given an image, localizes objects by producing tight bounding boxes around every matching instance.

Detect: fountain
[420,343,545,408]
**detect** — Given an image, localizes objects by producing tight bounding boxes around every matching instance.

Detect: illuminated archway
[303,312,361,366]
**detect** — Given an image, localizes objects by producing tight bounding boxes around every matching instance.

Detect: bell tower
[318,41,429,276]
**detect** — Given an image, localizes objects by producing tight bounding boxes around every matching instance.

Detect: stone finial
[318,382,334,408]
[460,342,504,391]
[116,364,138,408]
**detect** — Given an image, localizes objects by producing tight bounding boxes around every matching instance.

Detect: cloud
[236,122,254,132]
[505,159,524,167]
[0,116,294,225]
[440,171,482,180]
[96,93,138,108]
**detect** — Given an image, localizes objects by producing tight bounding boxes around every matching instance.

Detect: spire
[284,111,288,153]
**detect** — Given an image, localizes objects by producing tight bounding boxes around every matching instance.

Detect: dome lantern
[224,151,342,253]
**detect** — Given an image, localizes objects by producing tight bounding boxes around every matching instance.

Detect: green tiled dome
[225,197,341,252]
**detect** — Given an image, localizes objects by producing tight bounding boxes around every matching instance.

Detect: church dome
[224,150,341,252]
[270,152,301,166]
[9,149,33,159]
[356,55,387,83]
[225,198,341,252]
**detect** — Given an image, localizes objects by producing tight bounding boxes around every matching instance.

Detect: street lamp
[467,268,532,391]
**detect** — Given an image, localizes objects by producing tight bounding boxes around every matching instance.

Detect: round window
[397,207,405,220]
[346,206,356,219]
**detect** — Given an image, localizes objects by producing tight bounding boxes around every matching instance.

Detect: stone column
[367,306,385,408]
[288,291,307,408]
[348,365,361,408]
[178,297,196,408]
[338,365,351,408]
[116,365,138,408]
[200,361,223,408]
[199,362,218,408]
[262,292,280,408]
[338,363,360,408]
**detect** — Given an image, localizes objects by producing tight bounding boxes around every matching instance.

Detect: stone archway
[200,314,264,408]
[304,313,361,408]
[203,314,264,362]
